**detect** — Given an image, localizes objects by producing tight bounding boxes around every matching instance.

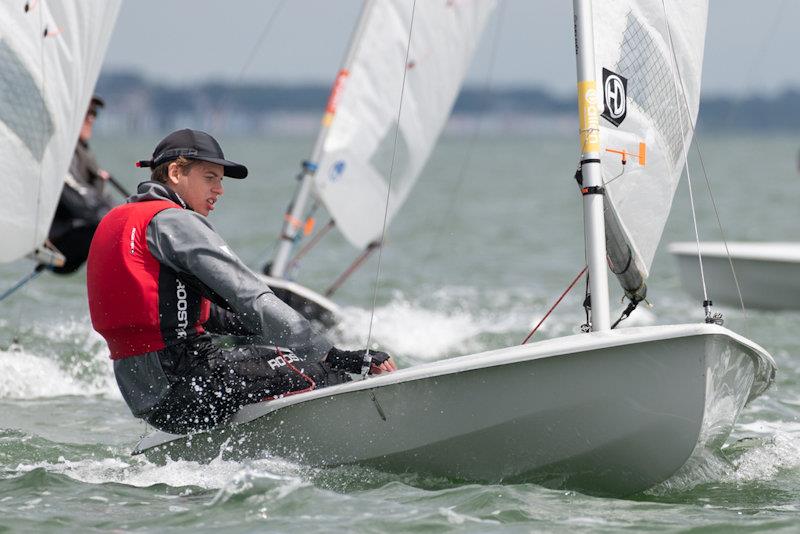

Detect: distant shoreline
[96,71,800,135]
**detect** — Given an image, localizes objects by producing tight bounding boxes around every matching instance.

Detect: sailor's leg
[49,224,96,274]
[144,347,240,434]
[209,344,351,404]
[144,341,350,434]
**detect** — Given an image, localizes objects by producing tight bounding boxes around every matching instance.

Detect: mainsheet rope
[361,0,418,377]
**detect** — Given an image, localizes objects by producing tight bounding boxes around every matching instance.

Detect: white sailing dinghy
[134,0,776,496]
[0,0,120,270]
[261,1,495,326]
[670,241,800,311]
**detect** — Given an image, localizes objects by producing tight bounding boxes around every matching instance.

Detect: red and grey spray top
[87,181,332,360]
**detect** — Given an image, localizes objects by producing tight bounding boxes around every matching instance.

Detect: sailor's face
[169,161,224,216]
[79,112,95,142]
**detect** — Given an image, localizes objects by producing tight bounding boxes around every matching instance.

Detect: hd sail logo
[601,68,627,127]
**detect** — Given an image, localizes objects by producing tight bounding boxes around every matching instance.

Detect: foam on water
[728,422,800,482]
[332,287,583,363]
[0,350,98,399]
[651,420,800,495]
[14,453,305,494]
[0,320,117,400]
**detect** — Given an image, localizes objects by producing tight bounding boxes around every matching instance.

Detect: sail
[591,0,707,296]
[0,0,120,264]
[312,0,496,250]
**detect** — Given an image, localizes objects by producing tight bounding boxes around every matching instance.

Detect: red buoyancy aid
[87,200,210,359]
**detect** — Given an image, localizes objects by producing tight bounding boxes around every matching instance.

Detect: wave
[0,319,117,400]
[13,453,305,493]
[331,286,596,363]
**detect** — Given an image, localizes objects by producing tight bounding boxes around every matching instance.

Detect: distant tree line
[96,71,799,132]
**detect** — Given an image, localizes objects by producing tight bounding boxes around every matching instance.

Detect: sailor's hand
[326,347,397,374]
[368,351,397,375]
[98,169,111,181]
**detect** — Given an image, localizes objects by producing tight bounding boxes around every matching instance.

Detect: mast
[269,1,376,278]
[572,0,611,331]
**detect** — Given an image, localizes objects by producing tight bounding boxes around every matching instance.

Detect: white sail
[0,0,120,264]
[592,0,707,285]
[312,0,495,250]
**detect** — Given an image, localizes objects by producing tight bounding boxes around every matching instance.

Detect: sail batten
[312,1,496,250]
[592,0,707,294]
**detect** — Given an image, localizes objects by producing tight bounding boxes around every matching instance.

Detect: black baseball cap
[87,95,104,117]
[136,129,248,179]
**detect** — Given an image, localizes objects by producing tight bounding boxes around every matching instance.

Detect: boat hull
[259,274,340,327]
[134,324,774,496]
[670,242,800,311]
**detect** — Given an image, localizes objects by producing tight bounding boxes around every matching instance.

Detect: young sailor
[87,129,395,434]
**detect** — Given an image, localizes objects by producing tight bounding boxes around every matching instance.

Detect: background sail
[312,0,496,250]
[0,0,120,264]
[592,0,707,295]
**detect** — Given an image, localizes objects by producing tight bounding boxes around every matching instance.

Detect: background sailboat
[0,0,120,271]
[670,242,800,311]
[133,0,775,497]
[261,0,496,325]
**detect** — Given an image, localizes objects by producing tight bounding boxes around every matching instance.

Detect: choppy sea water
[1,133,799,532]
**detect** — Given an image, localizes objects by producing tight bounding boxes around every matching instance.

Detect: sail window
[0,39,54,162]
[614,13,690,168]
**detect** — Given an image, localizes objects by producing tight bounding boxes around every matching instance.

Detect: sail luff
[574,0,612,331]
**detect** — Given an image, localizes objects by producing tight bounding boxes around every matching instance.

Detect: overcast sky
[103,0,799,96]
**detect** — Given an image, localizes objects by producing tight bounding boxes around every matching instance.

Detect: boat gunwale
[133,323,775,453]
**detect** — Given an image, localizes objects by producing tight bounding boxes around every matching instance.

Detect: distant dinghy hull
[670,242,800,311]
[259,274,341,327]
[133,324,774,496]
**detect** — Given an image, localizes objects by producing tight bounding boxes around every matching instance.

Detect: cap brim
[191,156,248,179]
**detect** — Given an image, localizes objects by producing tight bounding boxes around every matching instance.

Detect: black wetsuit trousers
[144,336,349,435]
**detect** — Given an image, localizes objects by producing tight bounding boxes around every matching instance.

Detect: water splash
[0,319,117,399]
[728,423,800,482]
[331,287,582,363]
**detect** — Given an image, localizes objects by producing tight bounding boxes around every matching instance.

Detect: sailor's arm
[146,209,333,358]
[203,303,254,336]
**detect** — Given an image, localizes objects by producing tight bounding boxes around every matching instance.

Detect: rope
[693,142,747,326]
[210,0,289,130]
[610,297,640,329]
[661,1,751,327]
[0,265,47,303]
[234,0,288,83]
[522,267,587,344]
[362,0,418,377]
[660,0,711,316]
